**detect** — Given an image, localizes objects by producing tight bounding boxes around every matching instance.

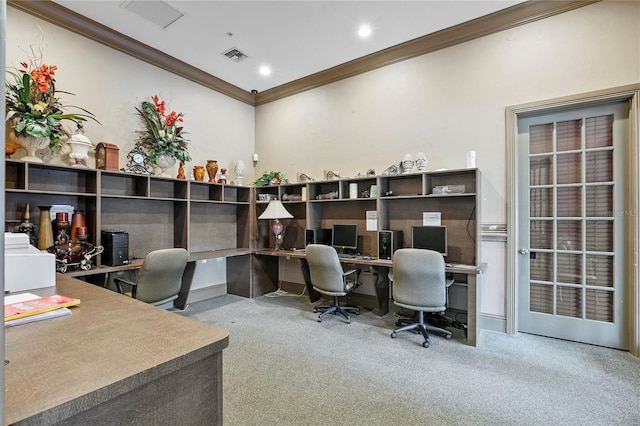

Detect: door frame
[506,83,640,357]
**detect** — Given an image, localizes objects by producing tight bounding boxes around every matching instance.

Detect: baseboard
[479,313,506,333]
[187,283,227,305]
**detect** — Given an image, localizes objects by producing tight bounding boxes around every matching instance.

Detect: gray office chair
[114,248,188,307]
[390,248,452,348]
[306,244,361,323]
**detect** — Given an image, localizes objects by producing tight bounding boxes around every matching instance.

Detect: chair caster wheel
[390,332,397,339]
[445,334,452,340]
[313,308,318,313]
[395,320,403,327]
[317,317,322,322]
[423,340,430,348]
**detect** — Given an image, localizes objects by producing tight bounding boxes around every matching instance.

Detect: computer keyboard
[337,253,356,259]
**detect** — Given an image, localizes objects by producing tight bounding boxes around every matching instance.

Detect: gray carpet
[181,293,640,426]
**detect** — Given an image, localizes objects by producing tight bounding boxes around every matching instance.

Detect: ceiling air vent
[223,48,249,63]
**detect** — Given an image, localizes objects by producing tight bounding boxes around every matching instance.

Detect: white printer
[4,232,56,293]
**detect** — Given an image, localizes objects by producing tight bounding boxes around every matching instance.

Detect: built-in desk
[253,249,486,346]
[64,248,253,309]
[4,274,229,425]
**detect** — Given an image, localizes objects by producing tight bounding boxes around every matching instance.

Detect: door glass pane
[530,221,553,249]
[530,123,553,154]
[585,221,613,252]
[530,252,553,281]
[557,187,581,217]
[530,156,553,185]
[586,151,613,182]
[557,253,582,284]
[556,286,582,318]
[585,289,613,322]
[557,220,582,250]
[557,153,582,184]
[530,188,552,217]
[530,283,553,314]
[586,186,613,217]
[586,255,614,287]
[557,119,582,151]
[585,115,613,149]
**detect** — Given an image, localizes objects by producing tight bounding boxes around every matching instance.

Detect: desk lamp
[258,200,293,251]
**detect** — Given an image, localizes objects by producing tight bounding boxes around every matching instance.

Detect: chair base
[391,311,452,348]
[314,296,360,324]
[397,311,468,338]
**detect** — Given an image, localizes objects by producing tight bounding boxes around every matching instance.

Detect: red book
[4,295,80,322]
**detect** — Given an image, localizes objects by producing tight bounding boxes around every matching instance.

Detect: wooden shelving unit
[4,160,253,263]
[253,168,481,265]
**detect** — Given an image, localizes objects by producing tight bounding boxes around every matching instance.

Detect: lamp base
[272,219,285,251]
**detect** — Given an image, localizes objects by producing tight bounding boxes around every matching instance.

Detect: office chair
[114,248,188,308]
[390,248,452,348]
[306,244,361,323]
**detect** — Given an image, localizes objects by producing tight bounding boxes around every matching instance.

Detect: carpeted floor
[181,293,640,426]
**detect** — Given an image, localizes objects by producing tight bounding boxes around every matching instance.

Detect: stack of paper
[4,293,79,327]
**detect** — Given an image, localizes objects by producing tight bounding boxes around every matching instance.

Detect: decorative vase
[155,153,176,177]
[206,160,219,183]
[235,160,245,185]
[415,152,427,172]
[67,132,93,168]
[193,165,205,181]
[70,210,86,243]
[177,162,185,179]
[38,205,54,250]
[16,135,49,163]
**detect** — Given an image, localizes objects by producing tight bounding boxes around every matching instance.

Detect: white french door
[517,101,629,349]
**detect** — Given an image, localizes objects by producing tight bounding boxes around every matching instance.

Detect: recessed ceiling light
[358,24,372,39]
[259,66,271,76]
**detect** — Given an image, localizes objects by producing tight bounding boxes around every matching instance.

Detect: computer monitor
[411,225,447,256]
[331,224,358,252]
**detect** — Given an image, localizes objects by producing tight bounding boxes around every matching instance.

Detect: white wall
[6,8,256,179]
[255,1,640,320]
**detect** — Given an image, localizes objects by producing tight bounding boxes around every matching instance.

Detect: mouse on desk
[446,263,453,268]
[362,255,372,260]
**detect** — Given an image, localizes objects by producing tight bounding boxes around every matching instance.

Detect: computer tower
[101,230,129,266]
[378,230,403,260]
[305,228,332,246]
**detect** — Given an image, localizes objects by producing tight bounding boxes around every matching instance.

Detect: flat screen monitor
[331,224,358,251]
[411,225,447,256]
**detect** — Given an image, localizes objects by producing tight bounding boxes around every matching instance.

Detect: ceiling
[52,1,525,94]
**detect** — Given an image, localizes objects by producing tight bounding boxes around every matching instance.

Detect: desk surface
[254,248,487,274]
[4,275,229,425]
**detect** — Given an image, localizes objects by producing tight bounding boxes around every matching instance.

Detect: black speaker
[101,230,129,266]
[305,228,332,246]
[378,230,403,260]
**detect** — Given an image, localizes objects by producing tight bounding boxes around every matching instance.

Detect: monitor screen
[331,224,358,250]
[411,225,447,256]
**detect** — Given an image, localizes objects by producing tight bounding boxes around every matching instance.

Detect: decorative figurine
[217,168,228,184]
[415,152,427,172]
[16,203,37,246]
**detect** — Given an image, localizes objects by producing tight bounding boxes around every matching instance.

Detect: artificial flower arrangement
[253,171,289,187]
[5,46,99,150]
[136,95,191,165]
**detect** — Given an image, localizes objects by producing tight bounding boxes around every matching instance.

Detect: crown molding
[8,0,598,107]
[7,0,255,106]
[255,0,599,105]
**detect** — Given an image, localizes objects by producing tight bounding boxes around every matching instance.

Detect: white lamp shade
[258,200,293,220]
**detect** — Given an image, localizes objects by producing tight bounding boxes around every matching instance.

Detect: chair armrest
[446,277,455,288]
[113,277,138,298]
[343,268,362,289]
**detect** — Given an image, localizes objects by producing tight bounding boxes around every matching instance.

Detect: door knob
[518,248,529,255]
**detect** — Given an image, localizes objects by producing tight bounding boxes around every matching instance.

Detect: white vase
[16,135,49,163]
[67,134,93,168]
[155,154,176,177]
[235,160,245,185]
